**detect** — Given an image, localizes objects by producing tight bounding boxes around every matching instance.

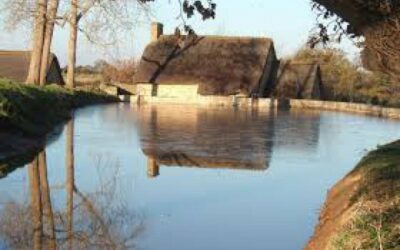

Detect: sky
[0,0,359,66]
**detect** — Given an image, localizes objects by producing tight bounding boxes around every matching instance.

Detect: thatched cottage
[0,50,64,84]
[274,61,323,100]
[133,23,279,98]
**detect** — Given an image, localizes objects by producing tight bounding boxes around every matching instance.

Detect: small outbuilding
[274,60,324,100]
[133,23,279,98]
[0,50,64,84]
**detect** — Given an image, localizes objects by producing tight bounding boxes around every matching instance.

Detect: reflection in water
[273,110,321,152]
[66,117,74,250]
[1,104,400,250]
[0,115,143,250]
[147,156,160,178]
[136,106,276,173]
[28,155,43,250]
[38,150,56,250]
[135,105,321,178]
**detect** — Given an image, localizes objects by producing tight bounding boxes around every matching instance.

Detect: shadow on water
[0,124,64,179]
[0,115,144,250]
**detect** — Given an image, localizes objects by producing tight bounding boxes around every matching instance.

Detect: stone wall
[289,99,400,119]
[131,95,276,108]
[157,84,199,98]
[136,84,154,96]
[130,95,400,120]
[135,84,199,98]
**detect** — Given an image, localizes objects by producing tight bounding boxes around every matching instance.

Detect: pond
[1,103,400,250]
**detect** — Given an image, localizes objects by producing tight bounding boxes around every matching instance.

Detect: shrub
[101,59,137,84]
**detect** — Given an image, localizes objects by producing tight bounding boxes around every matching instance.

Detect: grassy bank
[0,78,118,175]
[307,141,400,250]
[0,78,117,136]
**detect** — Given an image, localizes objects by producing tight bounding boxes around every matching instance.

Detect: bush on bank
[331,141,400,249]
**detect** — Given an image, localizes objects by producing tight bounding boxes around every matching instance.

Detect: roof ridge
[160,34,273,41]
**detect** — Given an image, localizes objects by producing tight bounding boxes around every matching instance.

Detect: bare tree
[1,0,61,85]
[309,0,400,81]
[2,0,216,87]
[64,0,216,88]
[26,0,48,85]
[66,0,79,88]
[40,0,61,86]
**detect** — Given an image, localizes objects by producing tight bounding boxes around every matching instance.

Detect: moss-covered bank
[0,79,118,176]
[306,141,400,250]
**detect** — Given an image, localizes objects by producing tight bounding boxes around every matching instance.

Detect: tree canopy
[310,0,400,80]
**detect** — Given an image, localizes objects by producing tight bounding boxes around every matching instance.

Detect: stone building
[133,23,279,99]
[274,61,324,100]
[0,50,64,84]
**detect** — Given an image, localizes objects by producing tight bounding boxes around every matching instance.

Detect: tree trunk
[38,151,57,250]
[66,117,75,250]
[28,157,43,250]
[26,0,48,85]
[67,0,79,88]
[39,0,60,86]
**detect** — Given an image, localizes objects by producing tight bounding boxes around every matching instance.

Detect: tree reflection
[38,150,56,250]
[0,116,143,249]
[65,117,74,250]
[28,156,43,250]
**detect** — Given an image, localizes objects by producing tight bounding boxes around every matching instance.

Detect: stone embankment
[130,95,400,120]
[288,99,400,119]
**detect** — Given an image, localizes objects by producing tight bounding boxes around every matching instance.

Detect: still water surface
[1,104,400,250]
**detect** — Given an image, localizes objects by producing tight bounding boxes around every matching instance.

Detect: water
[1,103,400,250]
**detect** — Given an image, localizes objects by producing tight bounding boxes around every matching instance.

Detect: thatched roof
[274,61,323,100]
[0,50,64,84]
[133,35,278,96]
[143,150,267,170]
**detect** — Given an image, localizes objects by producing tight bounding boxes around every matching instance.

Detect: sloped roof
[0,50,64,84]
[133,35,276,96]
[275,61,322,99]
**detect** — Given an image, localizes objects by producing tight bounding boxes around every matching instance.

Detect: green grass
[332,141,400,250]
[0,78,118,137]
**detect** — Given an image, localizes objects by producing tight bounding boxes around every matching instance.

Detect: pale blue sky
[0,0,359,66]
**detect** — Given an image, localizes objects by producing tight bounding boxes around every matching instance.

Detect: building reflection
[147,156,160,178]
[135,105,322,178]
[273,109,322,153]
[0,115,143,249]
[135,105,277,178]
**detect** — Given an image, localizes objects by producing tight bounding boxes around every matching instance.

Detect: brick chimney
[151,22,163,42]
